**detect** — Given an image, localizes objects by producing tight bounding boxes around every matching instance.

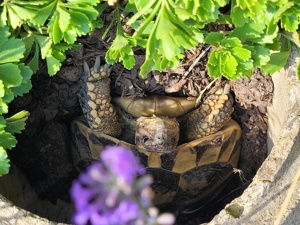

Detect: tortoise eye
[142,136,149,143]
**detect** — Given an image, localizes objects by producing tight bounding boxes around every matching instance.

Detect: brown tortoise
[71,56,241,213]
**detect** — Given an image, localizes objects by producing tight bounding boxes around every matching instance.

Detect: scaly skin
[72,57,241,212]
[78,56,121,137]
[78,57,234,151]
[135,116,180,153]
[186,85,234,141]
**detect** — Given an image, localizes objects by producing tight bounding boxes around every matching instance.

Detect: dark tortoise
[71,56,241,213]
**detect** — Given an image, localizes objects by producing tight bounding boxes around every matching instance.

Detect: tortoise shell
[71,117,241,213]
[71,56,242,213]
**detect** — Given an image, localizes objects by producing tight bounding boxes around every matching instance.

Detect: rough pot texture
[0,47,299,224]
[206,46,300,225]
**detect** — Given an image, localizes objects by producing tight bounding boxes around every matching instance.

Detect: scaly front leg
[79,56,122,137]
[186,85,233,141]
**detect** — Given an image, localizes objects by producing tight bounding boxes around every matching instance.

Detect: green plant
[0,0,299,175]
[0,0,103,175]
[1,0,103,75]
[0,26,32,175]
[105,0,299,79]
[2,0,298,78]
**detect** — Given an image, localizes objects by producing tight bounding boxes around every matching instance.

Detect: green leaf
[11,64,33,96]
[231,5,248,27]
[127,0,156,26]
[8,4,36,21]
[63,11,90,44]
[69,11,90,34]
[131,20,155,36]
[6,5,20,29]
[131,0,201,76]
[261,51,290,74]
[0,26,10,45]
[252,45,270,67]
[180,0,227,26]
[0,80,8,114]
[0,80,4,98]
[27,42,40,73]
[34,34,52,59]
[0,6,8,27]
[220,37,242,48]
[2,88,14,105]
[156,13,182,60]
[5,111,30,134]
[265,34,281,51]
[122,54,135,70]
[257,22,279,44]
[207,50,221,78]
[96,2,109,15]
[2,1,55,28]
[58,7,71,32]
[0,63,22,87]
[0,38,25,63]
[64,4,99,21]
[140,59,154,78]
[49,12,63,44]
[106,34,136,70]
[231,47,251,61]
[0,99,8,115]
[46,54,61,75]
[0,130,17,150]
[229,21,265,40]
[32,1,56,26]
[204,32,224,46]
[0,147,10,176]
[232,0,267,26]
[272,1,294,23]
[0,114,6,130]
[67,0,99,4]
[0,27,25,64]
[281,14,299,32]
[111,34,129,50]
[221,52,238,79]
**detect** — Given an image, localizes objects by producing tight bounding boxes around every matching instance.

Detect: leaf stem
[195,78,218,107]
[132,0,162,39]
[145,0,164,57]
[126,0,156,25]
[101,9,118,39]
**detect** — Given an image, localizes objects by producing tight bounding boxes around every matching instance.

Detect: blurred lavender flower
[70,146,175,225]
[101,146,145,185]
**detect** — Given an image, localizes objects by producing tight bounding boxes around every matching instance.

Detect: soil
[7,25,273,224]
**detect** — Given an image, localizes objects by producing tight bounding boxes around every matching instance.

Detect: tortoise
[71,56,242,213]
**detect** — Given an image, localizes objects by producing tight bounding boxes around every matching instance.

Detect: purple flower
[101,146,145,185]
[71,146,146,225]
[109,200,141,224]
[70,146,175,225]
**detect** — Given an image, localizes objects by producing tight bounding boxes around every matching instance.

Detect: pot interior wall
[0,163,73,223]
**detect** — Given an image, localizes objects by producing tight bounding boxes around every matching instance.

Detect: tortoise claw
[79,56,121,137]
[94,56,101,72]
[83,61,90,77]
[82,56,111,82]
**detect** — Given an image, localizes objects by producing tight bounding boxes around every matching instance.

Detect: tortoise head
[135,116,179,153]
